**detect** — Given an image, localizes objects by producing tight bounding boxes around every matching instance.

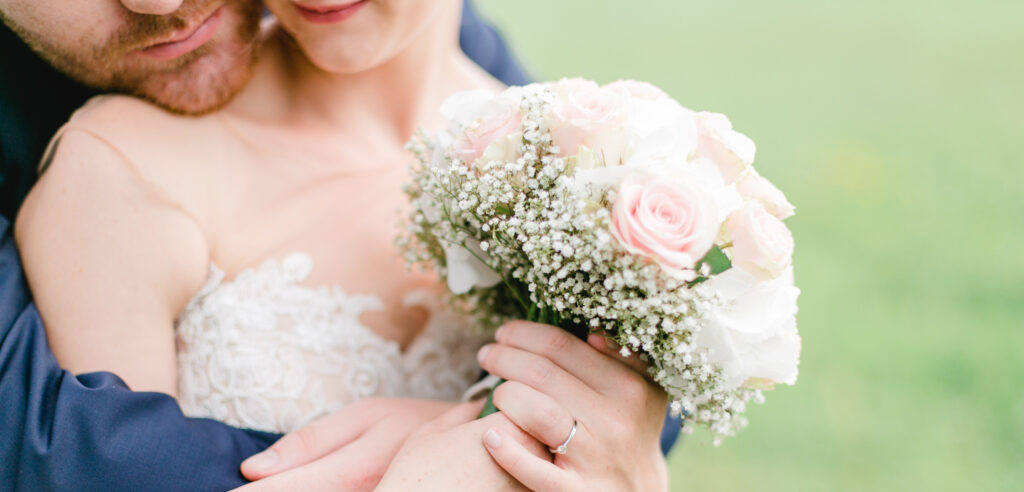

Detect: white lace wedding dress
[174,252,486,433]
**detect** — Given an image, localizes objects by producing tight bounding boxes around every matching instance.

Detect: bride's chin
[309,53,392,75]
[285,37,395,75]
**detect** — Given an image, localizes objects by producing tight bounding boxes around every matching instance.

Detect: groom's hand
[236,398,454,491]
[374,400,545,492]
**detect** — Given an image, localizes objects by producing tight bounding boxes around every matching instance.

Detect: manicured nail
[477,344,493,363]
[484,429,503,449]
[242,449,278,472]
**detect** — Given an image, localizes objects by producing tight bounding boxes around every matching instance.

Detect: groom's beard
[5,0,263,115]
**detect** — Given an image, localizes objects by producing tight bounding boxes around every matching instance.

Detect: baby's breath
[401,85,763,442]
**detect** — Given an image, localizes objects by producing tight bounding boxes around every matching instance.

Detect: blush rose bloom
[695,111,756,183]
[726,201,795,279]
[610,173,719,280]
[452,107,522,165]
[604,79,670,101]
[547,78,630,167]
[735,168,795,219]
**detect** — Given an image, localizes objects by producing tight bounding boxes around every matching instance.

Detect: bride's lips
[295,0,369,24]
[139,7,223,61]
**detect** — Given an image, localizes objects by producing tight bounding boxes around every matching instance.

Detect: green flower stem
[478,378,505,418]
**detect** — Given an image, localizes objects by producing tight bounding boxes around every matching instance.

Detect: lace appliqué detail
[175,252,486,433]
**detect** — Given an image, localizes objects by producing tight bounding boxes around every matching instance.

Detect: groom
[0,1,679,490]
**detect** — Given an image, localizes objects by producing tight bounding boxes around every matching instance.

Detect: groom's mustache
[108,0,223,56]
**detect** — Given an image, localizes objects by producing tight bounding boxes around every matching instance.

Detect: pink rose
[547,79,629,166]
[695,112,756,183]
[610,174,719,280]
[725,202,794,279]
[736,169,795,219]
[452,107,522,165]
[604,79,670,101]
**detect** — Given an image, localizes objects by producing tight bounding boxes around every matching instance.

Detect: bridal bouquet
[400,79,800,442]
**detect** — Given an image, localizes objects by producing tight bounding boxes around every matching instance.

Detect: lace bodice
[174,252,486,433]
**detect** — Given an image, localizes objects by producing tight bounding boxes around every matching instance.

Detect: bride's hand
[374,400,547,491]
[235,398,455,491]
[477,321,670,492]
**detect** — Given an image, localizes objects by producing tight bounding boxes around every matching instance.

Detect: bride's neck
[230,8,471,142]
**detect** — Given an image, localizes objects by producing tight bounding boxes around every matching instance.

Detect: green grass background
[477,1,1024,490]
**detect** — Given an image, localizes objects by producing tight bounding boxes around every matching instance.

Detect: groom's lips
[138,7,224,61]
[295,0,369,24]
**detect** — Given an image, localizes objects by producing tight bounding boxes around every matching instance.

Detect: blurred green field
[477,1,1024,490]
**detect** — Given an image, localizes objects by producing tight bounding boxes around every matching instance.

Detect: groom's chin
[126,7,262,116]
[131,37,258,116]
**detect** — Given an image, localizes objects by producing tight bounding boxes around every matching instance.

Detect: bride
[16,0,669,489]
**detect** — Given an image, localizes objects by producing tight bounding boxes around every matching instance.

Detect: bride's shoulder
[59,94,220,154]
[41,94,223,196]
[72,93,177,120]
[26,95,220,236]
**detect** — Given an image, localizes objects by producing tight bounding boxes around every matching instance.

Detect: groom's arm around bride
[1,1,679,490]
[0,1,533,490]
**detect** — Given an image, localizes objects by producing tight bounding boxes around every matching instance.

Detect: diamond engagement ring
[549,419,578,455]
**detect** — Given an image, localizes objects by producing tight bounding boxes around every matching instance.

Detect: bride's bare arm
[15,129,209,396]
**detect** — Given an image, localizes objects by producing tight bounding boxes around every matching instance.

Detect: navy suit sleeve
[458,0,531,86]
[0,8,671,490]
[0,215,281,492]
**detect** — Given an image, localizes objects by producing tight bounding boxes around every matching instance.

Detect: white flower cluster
[401,79,801,443]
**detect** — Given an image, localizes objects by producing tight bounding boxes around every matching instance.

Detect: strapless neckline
[195,252,398,351]
[174,251,487,433]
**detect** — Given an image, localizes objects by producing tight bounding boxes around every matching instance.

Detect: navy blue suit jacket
[0,2,676,490]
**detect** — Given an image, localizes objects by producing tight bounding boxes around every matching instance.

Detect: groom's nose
[119,0,186,15]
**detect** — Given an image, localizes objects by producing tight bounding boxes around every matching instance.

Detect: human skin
[240,324,670,491]
[10,0,671,489]
[0,0,261,114]
[15,0,519,488]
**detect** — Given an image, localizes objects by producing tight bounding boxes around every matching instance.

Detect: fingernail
[484,429,503,449]
[477,344,492,363]
[494,326,504,342]
[242,449,278,472]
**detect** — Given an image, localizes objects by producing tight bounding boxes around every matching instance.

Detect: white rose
[622,98,698,167]
[696,268,801,390]
[440,90,495,127]
[441,87,522,135]
[444,240,501,294]
[688,159,743,223]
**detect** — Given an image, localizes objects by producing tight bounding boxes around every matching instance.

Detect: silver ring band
[549,419,578,455]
